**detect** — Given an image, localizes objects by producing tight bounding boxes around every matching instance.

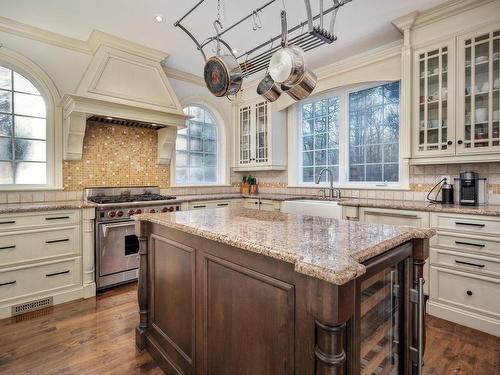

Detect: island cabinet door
[351,244,426,375]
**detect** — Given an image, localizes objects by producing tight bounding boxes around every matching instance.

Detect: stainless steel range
[85,186,180,290]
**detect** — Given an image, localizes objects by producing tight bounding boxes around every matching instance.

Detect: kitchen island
[134,207,435,375]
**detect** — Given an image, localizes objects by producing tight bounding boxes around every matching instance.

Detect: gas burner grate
[88,194,176,204]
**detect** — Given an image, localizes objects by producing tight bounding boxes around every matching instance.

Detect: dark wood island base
[134,210,431,375]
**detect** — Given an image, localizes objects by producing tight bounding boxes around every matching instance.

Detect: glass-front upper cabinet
[457,27,500,154]
[239,105,251,165]
[413,39,456,157]
[255,101,269,163]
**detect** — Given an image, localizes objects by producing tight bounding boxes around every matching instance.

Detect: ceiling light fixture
[232,48,238,55]
[153,15,165,23]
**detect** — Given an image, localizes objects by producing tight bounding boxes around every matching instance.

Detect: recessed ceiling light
[153,14,165,23]
[232,48,238,55]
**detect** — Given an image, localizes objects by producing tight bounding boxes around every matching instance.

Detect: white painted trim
[171,98,230,187]
[163,66,205,87]
[0,46,62,191]
[0,16,169,62]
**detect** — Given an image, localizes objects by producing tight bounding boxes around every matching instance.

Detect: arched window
[0,65,47,185]
[175,105,219,185]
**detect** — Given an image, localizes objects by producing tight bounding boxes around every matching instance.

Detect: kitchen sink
[281,199,343,220]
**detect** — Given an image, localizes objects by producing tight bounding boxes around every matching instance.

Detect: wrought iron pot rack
[174,0,351,79]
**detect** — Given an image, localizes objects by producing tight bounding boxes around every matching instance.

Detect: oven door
[98,220,140,277]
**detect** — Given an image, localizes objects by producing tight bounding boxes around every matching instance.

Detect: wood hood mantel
[60,42,187,164]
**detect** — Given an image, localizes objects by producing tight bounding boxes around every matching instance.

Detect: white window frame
[0,48,62,191]
[171,102,228,187]
[289,81,409,190]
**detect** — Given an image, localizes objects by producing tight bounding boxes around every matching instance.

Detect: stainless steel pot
[282,70,317,101]
[257,74,282,102]
[269,10,305,86]
[203,21,242,97]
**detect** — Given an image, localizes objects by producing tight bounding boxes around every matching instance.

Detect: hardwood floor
[0,283,498,374]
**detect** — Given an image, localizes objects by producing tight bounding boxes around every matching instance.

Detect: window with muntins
[301,97,340,183]
[349,82,400,182]
[0,65,47,185]
[297,81,400,186]
[176,105,218,185]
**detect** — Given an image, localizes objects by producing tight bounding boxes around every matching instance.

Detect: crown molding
[0,16,168,61]
[392,11,419,33]
[411,0,496,30]
[163,66,205,86]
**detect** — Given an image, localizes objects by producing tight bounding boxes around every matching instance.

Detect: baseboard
[0,286,87,320]
[83,282,96,299]
[427,300,500,337]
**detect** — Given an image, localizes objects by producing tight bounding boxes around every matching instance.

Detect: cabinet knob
[457,140,463,145]
[447,140,453,145]
[466,290,473,296]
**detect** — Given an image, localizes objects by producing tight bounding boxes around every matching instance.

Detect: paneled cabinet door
[457,26,500,154]
[413,39,456,157]
[237,101,270,167]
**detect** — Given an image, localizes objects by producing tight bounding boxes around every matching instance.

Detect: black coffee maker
[457,171,480,206]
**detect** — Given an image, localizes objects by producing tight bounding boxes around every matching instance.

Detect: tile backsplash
[231,162,500,204]
[63,123,170,191]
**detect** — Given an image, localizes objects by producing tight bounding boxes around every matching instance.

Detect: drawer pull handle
[193,205,206,208]
[455,260,485,268]
[455,221,485,228]
[0,245,16,250]
[217,203,229,207]
[455,240,485,248]
[365,211,419,219]
[45,216,70,221]
[45,239,70,244]
[0,221,16,225]
[466,290,473,296]
[0,280,16,287]
[46,270,70,277]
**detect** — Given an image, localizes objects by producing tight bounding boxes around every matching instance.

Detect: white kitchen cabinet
[358,207,430,295]
[413,39,456,157]
[456,25,500,154]
[411,24,500,162]
[428,212,500,336]
[0,209,95,319]
[234,100,287,171]
[243,198,281,212]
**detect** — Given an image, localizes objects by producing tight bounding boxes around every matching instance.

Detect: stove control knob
[135,209,142,214]
[116,210,124,217]
[162,207,169,212]
[128,209,135,216]
[149,209,156,213]
[168,207,175,212]
[108,211,116,218]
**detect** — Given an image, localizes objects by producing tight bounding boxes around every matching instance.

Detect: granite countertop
[0,200,97,214]
[337,198,500,216]
[134,207,435,286]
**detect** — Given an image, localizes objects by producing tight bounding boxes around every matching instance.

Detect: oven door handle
[102,222,134,238]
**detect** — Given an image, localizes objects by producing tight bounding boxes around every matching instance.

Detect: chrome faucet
[316,167,340,199]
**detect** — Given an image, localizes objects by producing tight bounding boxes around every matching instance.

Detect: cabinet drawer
[431,213,500,236]
[430,248,500,278]
[0,258,81,302]
[259,200,281,212]
[431,232,500,257]
[243,199,260,210]
[0,210,80,231]
[360,208,429,227]
[0,227,80,267]
[430,266,500,318]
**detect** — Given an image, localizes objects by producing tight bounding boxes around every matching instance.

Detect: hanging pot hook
[252,10,262,31]
[213,20,223,56]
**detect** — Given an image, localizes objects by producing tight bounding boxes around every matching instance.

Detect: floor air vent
[12,297,53,316]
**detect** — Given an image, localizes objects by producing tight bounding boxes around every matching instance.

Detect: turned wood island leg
[135,220,149,351]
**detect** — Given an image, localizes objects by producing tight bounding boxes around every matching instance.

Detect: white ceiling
[0,0,446,77]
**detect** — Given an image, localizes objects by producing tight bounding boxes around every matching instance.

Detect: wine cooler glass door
[360,265,401,375]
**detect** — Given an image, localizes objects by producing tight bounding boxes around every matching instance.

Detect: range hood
[61,42,187,164]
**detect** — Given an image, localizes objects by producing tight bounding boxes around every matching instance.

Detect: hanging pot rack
[174,0,351,79]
